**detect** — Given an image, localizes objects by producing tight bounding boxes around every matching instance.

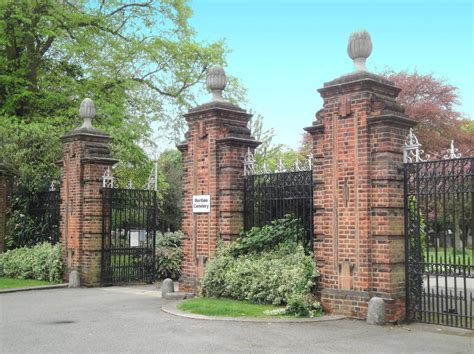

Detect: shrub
[228,217,308,257]
[0,242,63,282]
[155,230,183,280]
[6,193,51,249]
[201,217,319,307]
[285,294,322,317]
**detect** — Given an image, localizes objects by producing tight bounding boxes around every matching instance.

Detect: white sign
[130,231,139,247]
[193,195,210,213]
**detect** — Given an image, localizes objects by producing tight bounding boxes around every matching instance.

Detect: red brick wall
[306,72,415,321]
[59,132,116,286]
[0,172,13,253]
[179,103,258,291]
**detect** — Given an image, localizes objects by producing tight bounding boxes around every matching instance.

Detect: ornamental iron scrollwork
[244,149,313,176]
[443,140,462,160]
[402,128,430,163]
[102,167,115,188]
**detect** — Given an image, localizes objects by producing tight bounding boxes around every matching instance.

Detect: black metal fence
[13,189,61,247]
[101,187,157,285]
[244,170,313,247]
[404,157,473,329]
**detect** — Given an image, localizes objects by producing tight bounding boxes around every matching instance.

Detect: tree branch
[40,36,55,56]
[106,2,153,17]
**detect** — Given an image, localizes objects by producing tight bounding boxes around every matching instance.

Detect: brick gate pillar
[59,98,117,286]
[305,31,416,321]
[178,67,259,292]
[0,164,15,252]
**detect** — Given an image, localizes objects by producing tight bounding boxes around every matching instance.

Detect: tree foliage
[0,0,231,191]
[249,114,305,172]
[156,149,182,232]
[382,69,474,157]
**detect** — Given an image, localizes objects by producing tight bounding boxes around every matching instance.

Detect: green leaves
[0,1,233,191]
[0,243,63,282]
[229,216,307,257]
[201,217,319,306]
[202,243,317,306]
[155,230,183,279]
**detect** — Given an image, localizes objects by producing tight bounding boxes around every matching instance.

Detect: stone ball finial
[206,66,227,101]
[79,98,96,129]
[347,30,372,72]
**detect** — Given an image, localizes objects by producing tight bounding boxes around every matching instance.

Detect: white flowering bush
[201,217,320,314]
[0,242,63,282]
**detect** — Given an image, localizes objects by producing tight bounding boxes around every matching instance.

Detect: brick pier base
[59,125,116,286]
[306,71,415,322]
[178,100,258,292]
[0,164,14,253]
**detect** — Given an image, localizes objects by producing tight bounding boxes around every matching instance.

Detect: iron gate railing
[101,187,157,285]
[244,170,313,247]
[404,157,473,329]
[21,189,61,247]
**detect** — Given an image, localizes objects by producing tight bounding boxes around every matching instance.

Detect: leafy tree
[299,132,312,158]
[0,0,233,192]
[249,114,306,172]
[156,149,182,232]
[382,69,474,157]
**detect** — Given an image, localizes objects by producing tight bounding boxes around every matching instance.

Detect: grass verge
[0,277,55,289]
[428,247,472,265]
[177,297,287,318]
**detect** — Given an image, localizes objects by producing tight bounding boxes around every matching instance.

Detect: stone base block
[320,289,371,319]
[320,288,405,322]
[178,275,200,293]
[164,292,195,300]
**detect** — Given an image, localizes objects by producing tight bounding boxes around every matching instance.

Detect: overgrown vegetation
[201,217,320,316]
[155,230,183,280]
[0,243,63,282]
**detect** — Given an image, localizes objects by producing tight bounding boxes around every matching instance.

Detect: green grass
[427,247,473,265]
[177,297,287,318]
[0,277,54,289]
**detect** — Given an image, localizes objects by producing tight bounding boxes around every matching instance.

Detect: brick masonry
[59,128,117,286]
[0,165,14,253]
[305,71,416,321]
[178,100,259,292]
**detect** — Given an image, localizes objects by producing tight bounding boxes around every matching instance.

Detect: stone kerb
[59,98,117,286]
[179,67,259,292]
[305,30,416,322]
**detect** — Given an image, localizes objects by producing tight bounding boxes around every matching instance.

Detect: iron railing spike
[443,140,462,160]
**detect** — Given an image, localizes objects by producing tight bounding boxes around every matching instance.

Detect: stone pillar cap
[206,66,227,102]
[347,30,372,72]
[64,98,107,137]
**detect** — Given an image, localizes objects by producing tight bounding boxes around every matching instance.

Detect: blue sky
[188,0,473,149]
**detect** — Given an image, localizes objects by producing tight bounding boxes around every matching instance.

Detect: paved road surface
[1,286,472,353]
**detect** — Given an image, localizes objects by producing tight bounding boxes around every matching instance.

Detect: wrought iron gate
[19,186,61,247]
[243,150,313,247]
[101,187,157,285]
[404,137,473,329]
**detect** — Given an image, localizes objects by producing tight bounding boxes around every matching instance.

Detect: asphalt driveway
[1,286,472,353]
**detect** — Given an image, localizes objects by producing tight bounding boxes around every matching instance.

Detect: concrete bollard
[367,297,386,325]
[161,278,174,298]
[68,270,80,288]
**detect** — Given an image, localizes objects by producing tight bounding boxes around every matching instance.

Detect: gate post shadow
[305,30,416,322]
